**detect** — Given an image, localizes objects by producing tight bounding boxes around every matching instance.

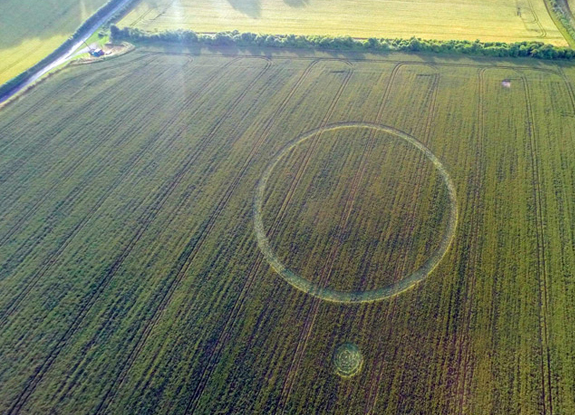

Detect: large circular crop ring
[253,122,458,303]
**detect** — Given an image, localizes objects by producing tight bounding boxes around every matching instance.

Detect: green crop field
[1,48,575,414]
[118,0,569,45]
[0,0,108,86]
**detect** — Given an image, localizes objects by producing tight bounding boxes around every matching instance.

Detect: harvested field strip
[118,0,568,44]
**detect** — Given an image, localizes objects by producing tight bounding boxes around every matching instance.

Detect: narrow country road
[0,0,133,104]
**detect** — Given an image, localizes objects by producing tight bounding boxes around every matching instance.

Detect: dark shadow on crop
[284,0,310,8]
[227,0,262,18]
[0,0,106,50]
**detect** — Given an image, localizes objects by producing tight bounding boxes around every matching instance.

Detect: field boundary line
[238,55,564,77]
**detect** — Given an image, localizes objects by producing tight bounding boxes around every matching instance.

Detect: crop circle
[333,343,363,378]
[253,122,458,303]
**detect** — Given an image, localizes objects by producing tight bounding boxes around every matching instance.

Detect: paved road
[0,0,132,104]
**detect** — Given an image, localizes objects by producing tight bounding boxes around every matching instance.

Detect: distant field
[1,49,575,414]
[0,0,108,85]
[118,0,568,45]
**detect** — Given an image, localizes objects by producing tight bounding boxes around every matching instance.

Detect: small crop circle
[333,343,363,378]
[253,122,458,303]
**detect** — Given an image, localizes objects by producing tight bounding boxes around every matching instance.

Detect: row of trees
[110,25,575,60]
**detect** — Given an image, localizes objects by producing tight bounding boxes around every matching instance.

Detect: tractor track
[558,66,575,114]
[112,57,319,411]
[182,61,362,414]
[2,57,262,413]
[123,59,342,413]
[52,58,272,406]
[452,67,487,414]
[174,59,329,415]
[421,72,440,144]
[0,57,242,324]
[0,63,190,248]
[362,63,443,413]
[525,0,548,38]
[271,67,358,414]
[264,63,353,243]
[91,57,273,415]
[520,72,553,415]
[263,56,565,81]
[262,76,355,273]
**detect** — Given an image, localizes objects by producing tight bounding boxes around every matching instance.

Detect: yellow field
[0,0,108,86]
[119,0,567,45]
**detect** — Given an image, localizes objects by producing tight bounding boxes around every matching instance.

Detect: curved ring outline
[253,122,458,303]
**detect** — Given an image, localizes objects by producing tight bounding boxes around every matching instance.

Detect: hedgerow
[110,25,575,60]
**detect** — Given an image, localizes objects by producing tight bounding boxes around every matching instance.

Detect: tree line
[110,25,575,60]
